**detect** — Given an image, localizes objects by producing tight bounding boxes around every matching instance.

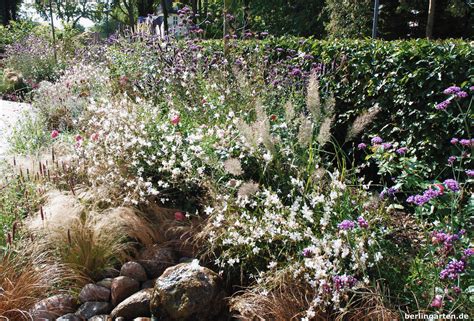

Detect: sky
[20,1,95,29]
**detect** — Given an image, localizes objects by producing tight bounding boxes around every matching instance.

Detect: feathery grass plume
[237,119,258,148]
[237,181,259,198]
[335,285,399,321]
[50,213,130,282]
[0,246,71,320]
[306,73,321,122]
[345,104,381,142]
[297,115,314,148]
[323,93,336,116]
[229,269,327,321]
[103,207,165,246]
[284,100,295,122]
[317,115,335,146]
[224,158,244,176]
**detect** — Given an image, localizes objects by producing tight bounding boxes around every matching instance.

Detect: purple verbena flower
[338,220,355,230]
[443,86,461,94]
[435,99,451,110]
[448,156,456,165]
[302,247,313,258]
[466,169,474,177]
[333,274,357,290]
[357,143,367,150]
[450,138,459,145]
[469,86,474,91]
[455,91,468,98]
[396,147,408,155]
[357,216,369,228]
[464,248,474,257]
[444,179,460,192]
[382,142,392,149]
[459,139,472,147]
[371,136,383,145]
[440,259,466,280]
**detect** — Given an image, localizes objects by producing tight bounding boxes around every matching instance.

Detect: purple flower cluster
[337,217,368,230]
[431,230,460,252]
[447,156,456,165]
[450,138,459,144]
[466,169,474,177]
[407,187,442,206]
[443,179,460,192]
[435,99,451,110]
[459,139,474,147]
[396,147,408,155]
[443,86,461,95]
[337,220,355,230]
[380,187,398,199]
[333,275,357,290]
[371,136,383,145]
[381,142,392,149]
[357,143,367,150]
[440,259,466,280]
[357,216,369,228]
[302,247,313,258]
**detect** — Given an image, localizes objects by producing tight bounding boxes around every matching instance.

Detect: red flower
[174,211,185,221]
[432,183,445,195]
[171,115,180,125]
[51,130,59,139]
[270,114,277,121]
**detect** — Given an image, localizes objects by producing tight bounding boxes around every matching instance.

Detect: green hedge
[203,37,474,174]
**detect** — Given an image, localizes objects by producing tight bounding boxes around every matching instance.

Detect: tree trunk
[426,0,436,39]
[243,0,250,32]
[161,0,169,35]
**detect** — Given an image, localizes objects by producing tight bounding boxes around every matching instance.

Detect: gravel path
[0,99,30,159]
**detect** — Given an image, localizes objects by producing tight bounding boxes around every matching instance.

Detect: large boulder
[76,302,112,319]
[110,288,153,319]
[120,261,147,282]
[150,261,226,320]
[79,284,110,303]
[111,276,140,306]
[30,294,78,319]
[137,245,177,279]
[56,313,85,321]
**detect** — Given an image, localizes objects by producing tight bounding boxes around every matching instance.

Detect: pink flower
[51,130,59,139]
[174,211,185,221]
[431,295,443,308]
[75,135,83,142]
[171,115,180,125]
[90,133,99,141]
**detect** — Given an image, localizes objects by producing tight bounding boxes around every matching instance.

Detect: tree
[1,0,22,25]
[35,0,101,28]
[324,0,373,38]
[426,0,436,38]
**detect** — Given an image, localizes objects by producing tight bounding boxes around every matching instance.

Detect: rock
[87,315,111,321]
[120,261,147,282]
[137,245,177,278]
[30,294,78,319]
[110,288,153,319]
[111,276,140,306]
[79,284,110,303]
[150,262,226,321]
[57,313,85,321]
[141,279,156,289]
[76,302,112,319]
[96,278,113,289]
[98,267,120,279]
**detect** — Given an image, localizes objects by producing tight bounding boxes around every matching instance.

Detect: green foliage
[324,0,373,38]
[0,169,42,249]
[200,37,473,174]
[0,20,38,50]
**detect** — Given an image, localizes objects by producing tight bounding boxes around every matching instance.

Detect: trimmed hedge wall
[203,37,474,173]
